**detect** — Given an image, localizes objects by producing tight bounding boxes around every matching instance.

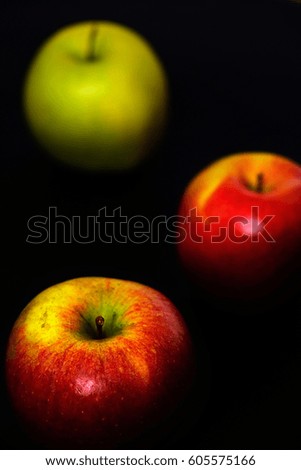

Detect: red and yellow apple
[6,277,195,449]
[177,152,301,303]
[23,21,169,171]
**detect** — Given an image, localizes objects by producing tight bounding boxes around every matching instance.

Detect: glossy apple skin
[23,21,168,171]
[6,277,195,449]
[178,152,301,303]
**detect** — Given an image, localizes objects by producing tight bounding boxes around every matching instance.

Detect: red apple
[6,277,196,449]
[177,152,301,305]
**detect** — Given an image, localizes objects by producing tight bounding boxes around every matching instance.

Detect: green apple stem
[95,315,105,338]
[256,172,264,193]
[87,24,98,61]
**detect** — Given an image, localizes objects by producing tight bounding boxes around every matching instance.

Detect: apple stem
[256,172,264,193]
[95,315,105,338]
[87,24,98,61]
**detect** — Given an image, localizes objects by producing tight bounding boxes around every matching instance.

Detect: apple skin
[177,152,301,306]
[6,277,195,449]
[23,21,169,171]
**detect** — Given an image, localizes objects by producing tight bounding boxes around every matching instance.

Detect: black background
[2,0,301,450]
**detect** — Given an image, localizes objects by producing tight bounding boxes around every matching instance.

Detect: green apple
[23,21,169,171]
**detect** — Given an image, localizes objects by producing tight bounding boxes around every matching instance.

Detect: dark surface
[1,0,301,450]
